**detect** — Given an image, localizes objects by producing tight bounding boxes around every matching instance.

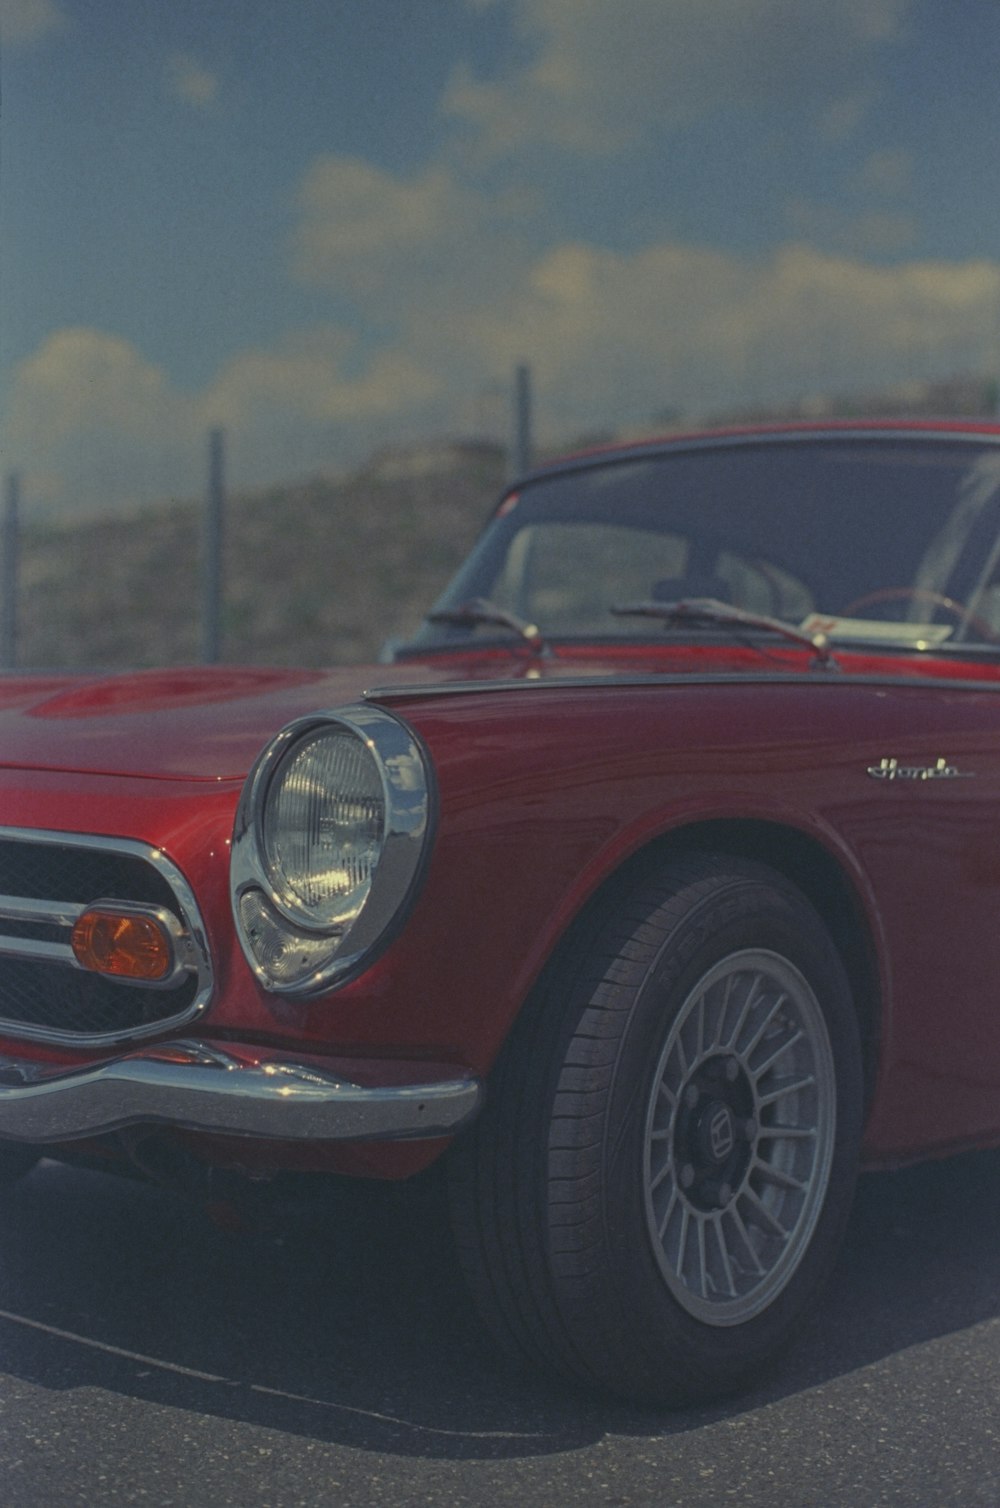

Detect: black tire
[448,855,863,1406]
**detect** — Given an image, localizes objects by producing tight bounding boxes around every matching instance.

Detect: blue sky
[2,0,999,516]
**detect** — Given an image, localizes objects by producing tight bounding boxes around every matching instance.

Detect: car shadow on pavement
[0,1145,998,1459]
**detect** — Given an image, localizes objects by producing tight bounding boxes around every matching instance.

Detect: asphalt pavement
[0,1144,998,1506]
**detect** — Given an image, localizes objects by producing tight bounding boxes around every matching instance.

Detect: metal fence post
[512,363,533,479]
[202,428,225,664]
[2,472,20,670]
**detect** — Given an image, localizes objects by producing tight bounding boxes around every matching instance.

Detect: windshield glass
[404,436,1000,655]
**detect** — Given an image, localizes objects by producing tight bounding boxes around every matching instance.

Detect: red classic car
[3,421,1000,1406]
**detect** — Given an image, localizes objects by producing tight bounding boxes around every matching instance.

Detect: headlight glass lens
[262,727,386,928]
[232,704,432,995]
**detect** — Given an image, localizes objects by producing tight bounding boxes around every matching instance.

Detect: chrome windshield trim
[368,669,1000,704]
[0,1040,482,1145]
[513,423,1000,489]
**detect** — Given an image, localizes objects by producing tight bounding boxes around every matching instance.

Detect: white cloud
[3,329,199,515]
[204,329,360,427]
[294,157,470,289]
[449,0,909,154]
[0,0,65,46]
[784,199,917,257]
[1,324,443,516]
[6,329,191,448]
[292,155,532,314]
[391,237,1000,436]
[165,51,221,110]
[202,330,440,440]
[6,238,998,519]
[288,145,996,435]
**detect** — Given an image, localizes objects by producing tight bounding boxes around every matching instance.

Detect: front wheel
[448,856,864,1406]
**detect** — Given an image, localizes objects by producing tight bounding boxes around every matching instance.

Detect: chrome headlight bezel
[231,704,434,996]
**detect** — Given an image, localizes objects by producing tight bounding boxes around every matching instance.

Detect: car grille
[0,829,212,1046]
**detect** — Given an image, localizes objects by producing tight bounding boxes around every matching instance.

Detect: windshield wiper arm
[610,597,839,671]
[427,597,549,658]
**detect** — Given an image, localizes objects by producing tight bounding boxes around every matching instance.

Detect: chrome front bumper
[0,1041,483,1146]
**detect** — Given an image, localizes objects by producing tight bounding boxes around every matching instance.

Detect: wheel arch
[538,817,883,1114]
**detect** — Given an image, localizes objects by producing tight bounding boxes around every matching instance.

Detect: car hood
[0,639,887,782]
[0,663,466,781]
[4,652,669,781]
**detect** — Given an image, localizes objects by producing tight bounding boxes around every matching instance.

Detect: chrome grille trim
[0,895,84,969]
[0,827,214,1047]
[0,895,85,926]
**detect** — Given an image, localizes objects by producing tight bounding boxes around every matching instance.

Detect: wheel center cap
[698,1100,735,1165]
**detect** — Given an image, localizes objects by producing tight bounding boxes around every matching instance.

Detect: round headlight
[231,706,433,994]
[262,725,385,929]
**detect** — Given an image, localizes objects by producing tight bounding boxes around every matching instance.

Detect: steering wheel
[841,586,998,643]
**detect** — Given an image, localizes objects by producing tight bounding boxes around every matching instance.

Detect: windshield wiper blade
[610,597,839,671]
[427,597,549,658]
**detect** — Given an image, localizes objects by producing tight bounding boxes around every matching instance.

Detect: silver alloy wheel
[642,948,837,1326]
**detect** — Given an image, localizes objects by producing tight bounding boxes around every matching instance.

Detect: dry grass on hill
[16,453,506,671]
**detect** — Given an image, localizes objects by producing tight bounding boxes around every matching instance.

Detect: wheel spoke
[728,1203,767,1276]
[697,1215,709,1298]
[649,1157,673,1194]
[741,1185,792,1240]
[695,993,706,1058]
[657,1185,679,1242]
[752,1159,808,1194]
[677,1206,691,1277]
[723,969,763,1051]
[757,1073,815,1108]
[740,990,788,1059]
[712,1214,738,1297]
[707,969,736,1050]
[752,1027,804,1078]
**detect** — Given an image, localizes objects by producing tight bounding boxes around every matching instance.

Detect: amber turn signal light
[71,908,174,982]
